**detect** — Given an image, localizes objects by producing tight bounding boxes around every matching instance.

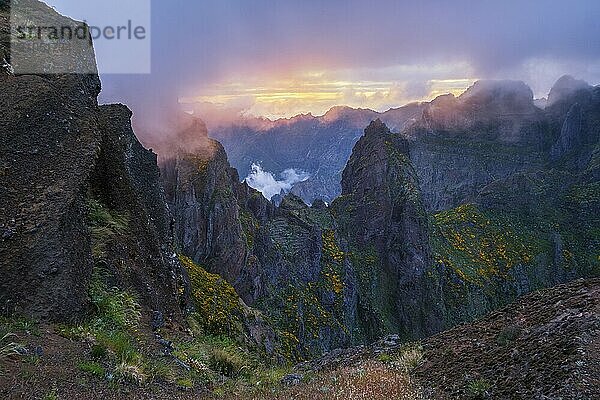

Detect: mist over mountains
[194,76,596,207]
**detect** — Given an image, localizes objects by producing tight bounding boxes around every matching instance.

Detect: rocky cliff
[162,119,445,357]
[333,120,443,339]
[0,1,187,322]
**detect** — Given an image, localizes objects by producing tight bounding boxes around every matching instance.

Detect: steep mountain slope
[162,120,444,358]
[416,277,600,399]
[407,78,599,212]
[0,0,186,322]
[332,120,443,339]
[424,80,600,325]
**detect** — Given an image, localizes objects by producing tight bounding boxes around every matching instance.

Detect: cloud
[244,163,309,200]
[86,0,600,130]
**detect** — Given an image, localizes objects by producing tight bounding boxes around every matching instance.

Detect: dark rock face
[0,0,187,322]
[334,120,443,339]
[546,84,600,171]
[0,1,101,319]
[551,103,584,160]
[90,105,188,319]
[160,122,272,304]
[0,72,99,319]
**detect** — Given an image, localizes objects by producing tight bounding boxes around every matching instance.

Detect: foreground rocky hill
[276,278,599,400]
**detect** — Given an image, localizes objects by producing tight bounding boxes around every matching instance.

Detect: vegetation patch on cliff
[179,255,244,336]
[431,203,535,286]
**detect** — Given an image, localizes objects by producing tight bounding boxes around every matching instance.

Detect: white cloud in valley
[244,163,309,200]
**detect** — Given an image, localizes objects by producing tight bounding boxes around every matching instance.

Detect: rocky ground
[3,278,596,399]
[283,278,600,400]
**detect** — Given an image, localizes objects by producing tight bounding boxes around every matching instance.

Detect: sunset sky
[47,0,600,121]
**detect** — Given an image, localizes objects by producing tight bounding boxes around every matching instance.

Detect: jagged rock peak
[364,118,392,136]
[547,75,591,106]
[430,93,458,107]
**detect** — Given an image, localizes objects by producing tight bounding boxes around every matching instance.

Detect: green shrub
[208,348,248,377]
[176,378,194,390]
[89,280,141,331]
[91,343,108,359]
[87,198,129,258]
[0,316,40,337]
[78,361,106,378]
[96,330,139,363]
[178,255,243,336]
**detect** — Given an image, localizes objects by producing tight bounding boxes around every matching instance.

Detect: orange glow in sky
[179,66,478,120]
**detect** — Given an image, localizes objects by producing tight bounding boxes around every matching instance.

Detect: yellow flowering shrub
[178,255,243,335]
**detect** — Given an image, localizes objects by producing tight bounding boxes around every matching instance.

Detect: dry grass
[233,360,425,400]
[0,333,21,361]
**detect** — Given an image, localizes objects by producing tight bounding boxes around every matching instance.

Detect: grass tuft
[466,377,492,398]
[78,361,106,378]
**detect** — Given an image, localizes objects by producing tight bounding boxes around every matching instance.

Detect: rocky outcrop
[160,122,273,305]
[90,105,189,319]
[0,1,101,319]
[0,70,100,319]
[0,0,187,322]
[547,75,591,107]
[334,119,443,339]
[546,79,600,170]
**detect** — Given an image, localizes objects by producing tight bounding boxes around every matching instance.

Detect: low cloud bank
[244,163,309,200]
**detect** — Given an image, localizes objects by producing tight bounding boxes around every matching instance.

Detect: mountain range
[206,76,598,212]
[0,1,598,398]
